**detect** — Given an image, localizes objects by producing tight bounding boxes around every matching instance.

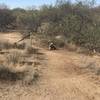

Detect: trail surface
[36,49,100,100]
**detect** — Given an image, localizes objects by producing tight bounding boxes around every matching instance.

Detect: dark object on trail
[49,42,57,50]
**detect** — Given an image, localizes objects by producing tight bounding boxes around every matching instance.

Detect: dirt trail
[36,49,100,100]
[0,32,100,100]
[0,32,22,43]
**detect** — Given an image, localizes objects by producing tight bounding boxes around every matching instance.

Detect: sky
[0,0,100,9]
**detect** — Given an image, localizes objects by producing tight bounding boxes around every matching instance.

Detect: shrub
[0,65,25,81]
[40,35,66,48]
[50,37,66,48]
[14,43,26,49]
[6,51,22,65]
[66,43,77,51]
[26,46,38,54]
[0,41,13,50]
[0,64,39,83]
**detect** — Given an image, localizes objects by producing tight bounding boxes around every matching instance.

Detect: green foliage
[0,9,15,31]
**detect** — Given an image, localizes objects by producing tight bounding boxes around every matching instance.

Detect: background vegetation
[0,0,100,52]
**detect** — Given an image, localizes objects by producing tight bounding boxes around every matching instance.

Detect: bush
[39,35,66,48]
[26,46,38,54]
[0,41,13,50]
[66,43,77,51]
[0,64,39,83]
[14,43,26,49]
[53,39,65,48]
[6,51,22,65]
[0,65,25,81]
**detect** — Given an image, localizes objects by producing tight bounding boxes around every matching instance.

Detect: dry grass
[0,64,25,81]
[0,41,13,50]
[79,56,100,76]
[14,43,26,49]
[6,51,23,65]
[25,46,38,54]
[0,41,26,52]
[0,64,39,84]
[65,43,77,51]
[0,48,39,84]
[0,55,39,84]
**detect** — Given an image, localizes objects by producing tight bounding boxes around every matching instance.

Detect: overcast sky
[0,0,100,9]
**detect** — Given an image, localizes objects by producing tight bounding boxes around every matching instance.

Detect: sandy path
[36,50,100,100]
[0,32,22,43]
